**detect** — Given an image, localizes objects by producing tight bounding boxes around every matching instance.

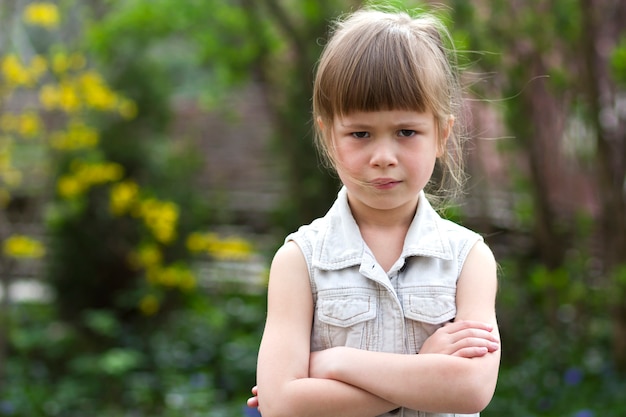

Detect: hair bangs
[320,27,439,119]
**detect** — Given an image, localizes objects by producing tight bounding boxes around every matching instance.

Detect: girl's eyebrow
[339,120,430,129]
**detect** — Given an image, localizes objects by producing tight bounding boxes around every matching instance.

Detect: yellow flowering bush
[1,1,258,319]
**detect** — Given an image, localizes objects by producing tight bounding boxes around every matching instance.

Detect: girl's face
[330,109,445,215]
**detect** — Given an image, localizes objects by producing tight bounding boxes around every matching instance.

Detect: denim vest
[286,187,482,417]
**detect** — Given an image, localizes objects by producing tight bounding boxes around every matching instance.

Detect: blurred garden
[0,0,625,416]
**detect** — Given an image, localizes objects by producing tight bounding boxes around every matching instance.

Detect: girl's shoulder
[437,216,483,241]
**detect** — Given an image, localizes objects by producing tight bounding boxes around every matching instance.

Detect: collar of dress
[311,187,454,272]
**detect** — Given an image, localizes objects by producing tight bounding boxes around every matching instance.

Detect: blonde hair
[312,6,467,201]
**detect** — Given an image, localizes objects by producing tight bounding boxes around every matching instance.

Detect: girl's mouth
[371,178,401,189]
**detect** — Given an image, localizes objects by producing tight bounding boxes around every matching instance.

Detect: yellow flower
[3,235,45,259]
[186,232,253,260]
[56,161,125,199]
[58,81,80,112]
[18,112,42,138]
[151,264,196,291]
[52,52,69,74]
[79,71,117,110]
[130,244,162,270]
[109,180,139,216]
[186,232,209,252]
[156,267,179,288]
[71,161,124,184]
[118,99,138,120]
[2,55,49,87]
[49,123,98,150]
[23,2,60,29]
[138,294,159,316]
[136,199,179,244]
[210,237,253,260]
[102,163,124,182]
[39,84,60,110]
[1,55,30,86]
[57,175,83,198]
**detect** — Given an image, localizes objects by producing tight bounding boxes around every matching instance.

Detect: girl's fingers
[456,336,500,351]
[247,396,259,408]
[436,321,500,357]
[421,320,500,356]
[452,328,499,343]
[247,385,259,408]
[444,320,494,332]
[442,322,499,342]
[451,346,490,358]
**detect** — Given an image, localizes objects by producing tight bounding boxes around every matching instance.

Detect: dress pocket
[403,286,457,353]
[315,293,377,350]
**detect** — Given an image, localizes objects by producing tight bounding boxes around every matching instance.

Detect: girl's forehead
[333,109,436,126]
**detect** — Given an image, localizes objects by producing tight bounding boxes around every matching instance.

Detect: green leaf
[99,348,144,375]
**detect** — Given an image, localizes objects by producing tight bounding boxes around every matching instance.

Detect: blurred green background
[1,0,625,416]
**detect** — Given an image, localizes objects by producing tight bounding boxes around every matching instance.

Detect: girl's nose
[370,139,398,167]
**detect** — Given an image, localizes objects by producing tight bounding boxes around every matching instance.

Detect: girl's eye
[398,129,416,137]
[352,131,369,139]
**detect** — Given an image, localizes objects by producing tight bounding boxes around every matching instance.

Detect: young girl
[248,5,500,417]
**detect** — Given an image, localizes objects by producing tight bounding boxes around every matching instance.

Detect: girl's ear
[438,115,454,157]
[316,116,325,130]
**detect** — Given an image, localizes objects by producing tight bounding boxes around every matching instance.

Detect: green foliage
[2,290,265,416]
[486,349,626,417]
[484,245,626,417]
[87,0,278,105]
[611,36,626,86]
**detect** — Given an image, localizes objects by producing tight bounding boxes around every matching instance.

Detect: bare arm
[255,242,398,417]
[307,241,501,414]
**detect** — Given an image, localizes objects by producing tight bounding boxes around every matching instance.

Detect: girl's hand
[246,385,260,410]
[420,320,500,357]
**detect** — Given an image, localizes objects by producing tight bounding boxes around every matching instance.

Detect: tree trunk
[580,0,626,370]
